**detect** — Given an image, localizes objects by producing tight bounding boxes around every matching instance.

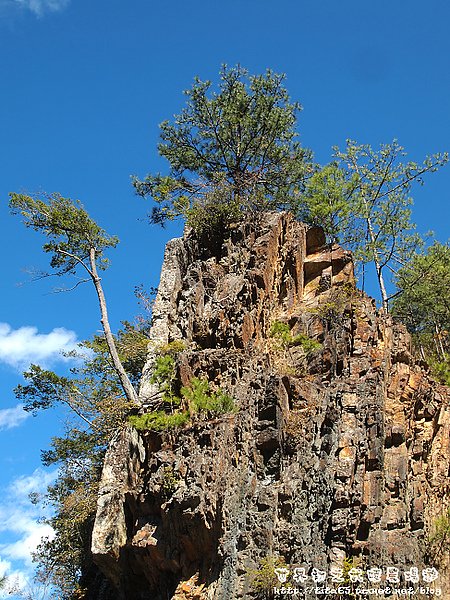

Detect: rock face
[91,212,450,599]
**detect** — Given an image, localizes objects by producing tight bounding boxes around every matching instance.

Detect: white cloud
[0,557,11,578]
[8,0,70,17]
[0,404,30,431]
[7,469,56,500]
[0,322,80,369]
[1,520,54,563]
[0,469,56,593]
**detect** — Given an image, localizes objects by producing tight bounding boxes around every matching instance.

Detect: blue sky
[1,0,449,593]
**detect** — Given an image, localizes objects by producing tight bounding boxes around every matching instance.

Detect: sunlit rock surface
[90,212,450,599]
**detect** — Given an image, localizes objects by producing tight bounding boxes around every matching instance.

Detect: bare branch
[55,248,94,278]
[50,279,91,294]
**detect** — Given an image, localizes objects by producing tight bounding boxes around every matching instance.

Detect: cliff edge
[90,212,450,599]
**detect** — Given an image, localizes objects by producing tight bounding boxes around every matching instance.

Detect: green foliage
[150,354,179,404]
[181,377,236,418]
[428,357,450,386]
[68,322,149,391]
[8,191,141,593]
[301,140,448,310]
[248,555,289,596]
[34,432,103,598]
[269,321,292,346]
[15,366,75,414]
[127,339,193,432]
[160,466,180,499]
[133,65,312,231]
[185,179,243,241]
[8,192,118,276]
[149,340,186,404]
[158,339,186,355]
[16,324,146,433]
[392,242,450,336]
[269,321,321,355]
[9,191,138,404]
[300,162,355,242]
[428,507,450,564]
[392,242,450,381]
[128,372,235,432]
[341,556,360,583]
[293,333,322,355]
[429,507,450,547]
[115,321,151,383]
[129,410,189,432]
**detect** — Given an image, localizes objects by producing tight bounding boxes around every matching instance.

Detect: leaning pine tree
[9,192,139,405]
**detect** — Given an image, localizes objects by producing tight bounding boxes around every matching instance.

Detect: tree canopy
[133,66,447,309]
[133,65,313,229]
[302,140,448,310]
[9,192,118,275]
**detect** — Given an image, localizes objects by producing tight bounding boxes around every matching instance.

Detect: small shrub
[428,507,450,562]
[430,508,450,543]
[269,321,292,346]
[150,353,180,404]
[181,377,236,418]
[187,198,242,239]
[248,555,289,596]
[129,410,189,432]
[161,466,180,499]
[269,321,321,356]
[429,356,450,386]
[151,353,175,384]
[340,555,366,596]
[291,333,322,355]
[342,556,359,583]
[149,340,187,404]
[158,340,186,355]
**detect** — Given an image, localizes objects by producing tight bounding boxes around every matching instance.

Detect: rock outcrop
[90,212,450,599]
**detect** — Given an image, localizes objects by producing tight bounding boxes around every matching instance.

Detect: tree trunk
[376,262,389,313]
[89,248,139,405]
[365,213,389,312]
[434,321,446,360]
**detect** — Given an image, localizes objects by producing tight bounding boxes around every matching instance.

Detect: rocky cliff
[90,212,450,599]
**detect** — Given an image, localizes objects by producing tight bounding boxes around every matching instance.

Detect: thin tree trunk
[365,213,389,312]
[434,321,446,360]
[419,344,426,361]
[376,261,389,313]
[89,248,139,405]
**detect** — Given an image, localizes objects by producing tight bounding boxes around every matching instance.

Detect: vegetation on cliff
[302,141,448,311]
[132,62,449,381]
[5,65,450,597]
[133,65,313,229]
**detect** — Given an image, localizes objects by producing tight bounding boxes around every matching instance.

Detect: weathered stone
[90,212,450,599]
